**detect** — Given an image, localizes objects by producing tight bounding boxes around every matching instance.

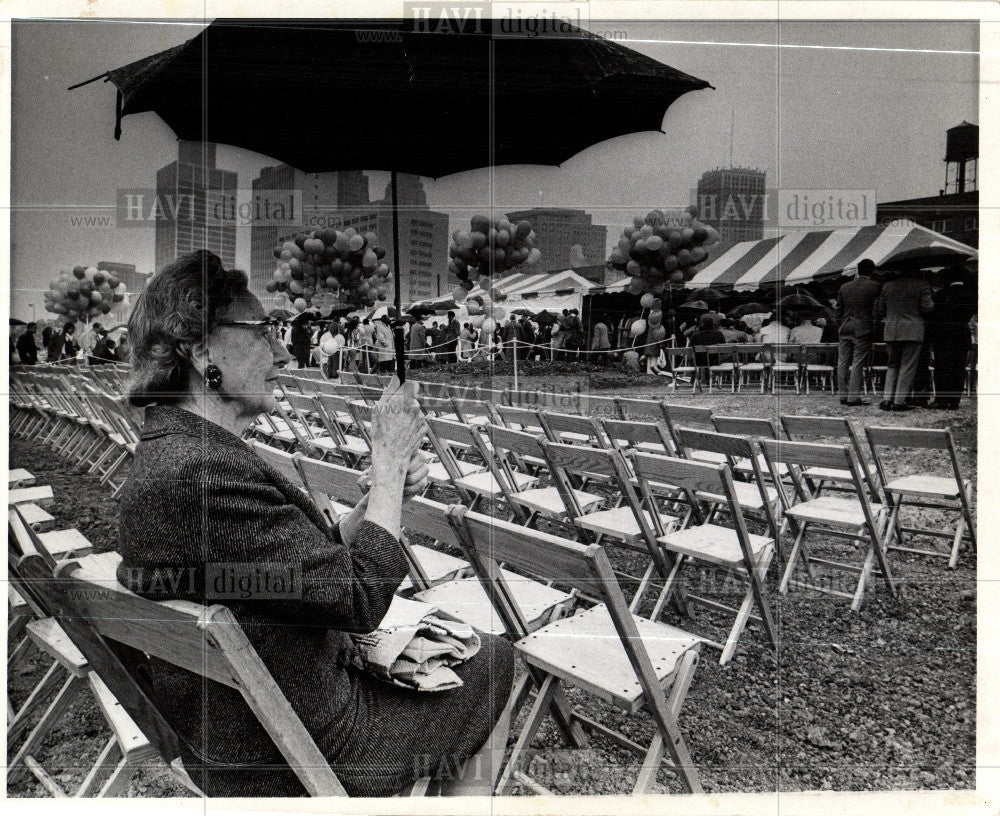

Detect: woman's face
[207,293,290,417]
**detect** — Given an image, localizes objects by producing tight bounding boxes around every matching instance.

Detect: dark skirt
[180,633,515,797]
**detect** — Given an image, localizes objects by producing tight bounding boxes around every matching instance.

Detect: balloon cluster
[629,292,669,356]
[44,266,126,321]
[464,291,508,334]
[448,215,540,291]
[609,207,720,295]
[268,228,389,311]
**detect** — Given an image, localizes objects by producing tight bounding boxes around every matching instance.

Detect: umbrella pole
[390,169,406,383]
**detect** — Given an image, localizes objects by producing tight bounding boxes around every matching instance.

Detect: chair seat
[17,503,55,530]
[307,435,341,453]
[553,430,593,444]
[734,455,789,478]
[512,486,603,517]
[426,459,482,484]
[339,435,370,456]
[688,450,727,465]
[25,617,89,676]
[697,480,778,511]
[805,364,834,372]
[574,506,677,543]
[9,468,36,487]
[658,524,772,567]
[740,362,766,372]
[784,494,885,530]
[398,544,469,592]
[414,571,574,635]
[772,362,797,371]
[38,528,94,559]
[885,474,970,499]
[803,463,876,485]
[9,485,54,507]
[516,605,701,711]
[456,468,538,497]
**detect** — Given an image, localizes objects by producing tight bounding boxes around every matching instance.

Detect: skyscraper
[504,208,607,274]
[249,165,371,299]
[695,167,767,245]
[154,141,237,272]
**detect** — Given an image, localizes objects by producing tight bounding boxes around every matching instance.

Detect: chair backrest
[601,418,674,456]
[665,346,696,370]
[450,397,498,426]
[284,392,321,432]
[248,440,306,488]
[781,414,877,493]
[419,395,457,418]
[495,404,544,433]
[538,411,607,447]
[276,372,303,394]
[296,454,366,508]
[712,415,781,439]
[615,397,664,422]
[47,552,348,795]
[586,395,623,422]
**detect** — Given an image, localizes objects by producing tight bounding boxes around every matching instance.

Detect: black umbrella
[776,290,823,310]
[729,302,769,318]
[10,318,26,327]
[879,245,974,272]
[77,19,710,383]
[677,299,710,312]
[268,308,295,321]
[534,310,557,325]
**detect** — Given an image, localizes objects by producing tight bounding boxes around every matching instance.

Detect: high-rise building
[249,165,371,299]
[97,261,148,325]
[695,167,767,245]
[154,141,238,273]
[504,208,607,274]
[876,122,979,248]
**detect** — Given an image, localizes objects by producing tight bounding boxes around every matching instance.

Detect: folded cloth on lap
[351,596,480,691]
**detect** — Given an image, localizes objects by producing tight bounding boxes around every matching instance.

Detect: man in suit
[876,267,934,411]
[927,268,976,410]
[835,258,880,405]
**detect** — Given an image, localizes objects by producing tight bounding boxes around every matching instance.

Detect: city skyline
[9,18,978,318]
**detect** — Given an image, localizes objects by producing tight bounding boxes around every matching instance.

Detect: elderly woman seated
[116,250,515,797]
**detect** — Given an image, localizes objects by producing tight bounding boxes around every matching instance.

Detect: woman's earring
[205,364,223,390]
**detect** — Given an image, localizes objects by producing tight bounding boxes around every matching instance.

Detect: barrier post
[513,334,519,394]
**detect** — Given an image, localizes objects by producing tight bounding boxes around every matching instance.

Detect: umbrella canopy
[10,318,26,327]
[268,308,295,321]
[92,19,712,179]
[677,300,710,312]
[80,19,710,379]
[687,223,977,292]
[534,310,557,325]
[729,302,768,318]
[878,245,974,271]
[776,290,824,310]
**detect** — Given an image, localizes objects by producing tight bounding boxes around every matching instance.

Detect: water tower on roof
[945,121,977,194]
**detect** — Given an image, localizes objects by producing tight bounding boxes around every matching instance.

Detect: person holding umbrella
[927,267,977,409]
[290,317,313,369]
[407,317,427,369]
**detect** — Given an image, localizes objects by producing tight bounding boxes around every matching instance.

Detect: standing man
[290,318,312,369]
[927,268,976,410]
[16,322,38,365]
[408,318,427,369]
[835,258,880,406]
[877,267,934,411]
[81,321,103,365]
[374,315,395,373]
[443,311,461,364]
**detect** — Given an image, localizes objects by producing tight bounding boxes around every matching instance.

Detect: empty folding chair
[628,452,777,664]
[447,505,703,794]
[495,403,546,435]
[705,344,739,393]
[602,417,675,457]
[660,403,723,465]
[780,414,881,498]
[799,343,837,393]
[766,343,800,393]
[479,423,602,529]
[312,393,372,467]
[538,410,608,449]
[663,347,699,392]
[450,397,499,427]
[735,344,767,393]
[865,426,976,569]
[759,438,895,612]
[673,427,783,556]
[422,417,494,507]
[281,392,345,461]
[616,396,669,424]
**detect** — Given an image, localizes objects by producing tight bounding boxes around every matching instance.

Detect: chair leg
[8,661,64,745]
[8,674,86,778]
[496,673,557,794]
[74,737,120,797]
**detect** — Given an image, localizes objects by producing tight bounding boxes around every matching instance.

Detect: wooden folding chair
[664,347,699,392]
[672,427,783,558]
[495,403,546,435]
[280,391,345,461]
[711,414,790,485]
[37,548,430,797]
[759,438,895,611]
[628,451,777,664]
[602,417,675,457]
[312,393,372,467]
[865,426,976,569]
[799,344,837,393]
[478,423,602,529]
[447,505,703,794]
[735,344,767,392]
[780,414,881,498]
[422,417,494,506]
[705,344,739,393]
[8,510,199,797]
[405,497,574,635]
[616,396,669,424]
[660,403,723,465]
[247,439,310,491]
[538,410,608,449]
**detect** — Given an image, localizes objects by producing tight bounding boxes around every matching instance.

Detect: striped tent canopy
[686,223,977,292]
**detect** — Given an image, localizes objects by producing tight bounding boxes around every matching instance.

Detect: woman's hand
[370,377,426,475]
[403,449,429,499]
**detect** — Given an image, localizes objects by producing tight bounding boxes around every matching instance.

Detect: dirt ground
[8,374,976,796]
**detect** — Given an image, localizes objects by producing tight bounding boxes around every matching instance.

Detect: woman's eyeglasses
[215,318,282,342]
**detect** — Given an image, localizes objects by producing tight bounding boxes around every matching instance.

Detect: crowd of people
[10,321,130,367]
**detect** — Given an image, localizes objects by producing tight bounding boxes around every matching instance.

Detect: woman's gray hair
[127,250,250,407]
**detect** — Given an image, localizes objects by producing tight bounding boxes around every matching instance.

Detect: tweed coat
[836,275,880,339]
[116,405,514,796]
[877,276,935,343]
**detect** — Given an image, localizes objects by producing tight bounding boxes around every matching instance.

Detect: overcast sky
[9,18,978,319]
